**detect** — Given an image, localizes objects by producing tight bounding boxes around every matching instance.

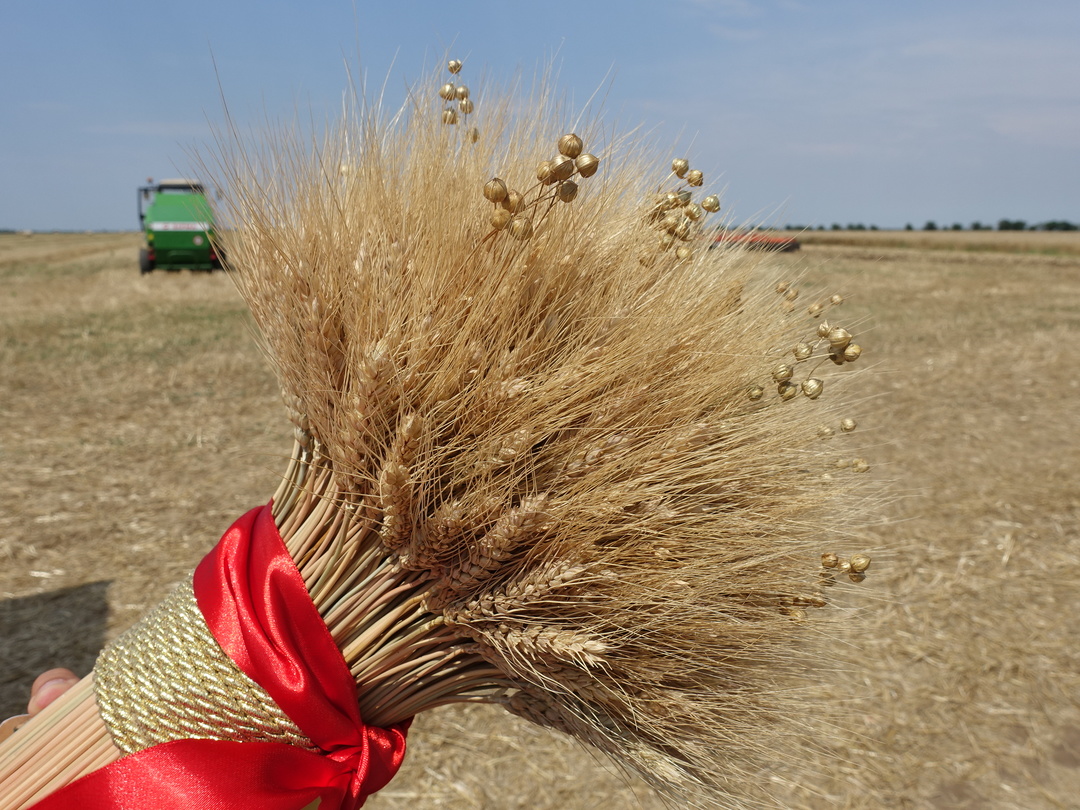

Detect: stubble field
[1,230,1077,808]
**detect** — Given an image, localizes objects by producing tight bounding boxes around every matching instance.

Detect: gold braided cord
[94,577,316,755]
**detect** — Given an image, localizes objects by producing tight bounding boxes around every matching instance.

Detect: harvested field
[792,228,1080,256]
[1,231,1077,808]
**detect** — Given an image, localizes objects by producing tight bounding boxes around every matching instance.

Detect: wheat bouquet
[0,60,872,810]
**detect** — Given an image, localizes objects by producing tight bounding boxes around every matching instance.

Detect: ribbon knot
[29,504,410,810]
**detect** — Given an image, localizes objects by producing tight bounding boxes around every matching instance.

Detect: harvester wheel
[139,248,155,274]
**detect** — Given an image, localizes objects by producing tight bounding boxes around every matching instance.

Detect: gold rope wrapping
[94,577,316,754]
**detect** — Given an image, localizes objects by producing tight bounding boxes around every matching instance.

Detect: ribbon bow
[30,505,410,810]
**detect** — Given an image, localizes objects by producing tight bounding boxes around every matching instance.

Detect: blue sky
[2,0,1077,230]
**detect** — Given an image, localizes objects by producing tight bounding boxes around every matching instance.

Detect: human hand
[27,668,79,716]
[1,668,79,742]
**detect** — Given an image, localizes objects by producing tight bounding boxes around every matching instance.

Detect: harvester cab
[137,178,222,273]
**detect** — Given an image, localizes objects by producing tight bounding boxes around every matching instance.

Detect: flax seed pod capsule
[447,59,462,74]
[701,195,720,213]
[459,98,474,115]
[821,552,839,569]
[772,363,794,383]
[455,85,469,100]
[685,169,704,187]
[840,417,857,432]
[683,203,703,222]
[843,344,862,362]
[676,246,692,260]
[748,385,764,401]
[442,109,459,125]
[490,208,512,230]
[784,607,807,623]
[439,83,456,101]
[557,180,579,203]
[828,327,852,351]
[537,161,555,184]
[849,554,871,573]
[575,153,600,178]
[801,378,824,400]
[817,321,831,338]
[672,158,690,177]
[793,342,813,361]
[558,133,584,158]
[778,381,798,401]
[508,216,533,241]
[484,178,509,204]
[502,190,525,214]
[550,155,575,182]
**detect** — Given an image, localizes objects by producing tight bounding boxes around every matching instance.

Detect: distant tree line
[781,220,1078,232]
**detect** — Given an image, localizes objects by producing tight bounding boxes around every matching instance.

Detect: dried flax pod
[0,60,874,810]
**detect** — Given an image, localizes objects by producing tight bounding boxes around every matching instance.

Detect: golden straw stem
[400,666,512,710]
[364,663,507,727]
[310,520,364,601]
[274,455,320,537]
[290,498,339,573]
[300,506,349,598]
[0,675,122,810]
[275,473,316,538]
[0,675,94,776]
[317,540,390,614]
[359,647,456,689]
[280,472,335,558]
[15,716,107,808]
[314,520,389,608]
[310,506,385,605]
[270,448,299,502]
[270,450,307,521]
[349,621,454,682]
[387,677,511,722]
[322,570,399,632]
[362,651,486,712]
[325,568,420,632]
[339,592,430,664]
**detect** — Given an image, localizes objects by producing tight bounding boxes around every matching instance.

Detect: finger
[27,668,80,716]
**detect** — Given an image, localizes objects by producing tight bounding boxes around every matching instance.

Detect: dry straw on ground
[1,62,877,809]
[3,226,1079,809]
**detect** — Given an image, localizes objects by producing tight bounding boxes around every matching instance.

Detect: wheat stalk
[209,60,875,804]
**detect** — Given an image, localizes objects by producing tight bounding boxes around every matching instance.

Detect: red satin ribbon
[29,504,410,810]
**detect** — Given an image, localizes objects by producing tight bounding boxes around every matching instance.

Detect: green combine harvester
[137,178,223,273]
